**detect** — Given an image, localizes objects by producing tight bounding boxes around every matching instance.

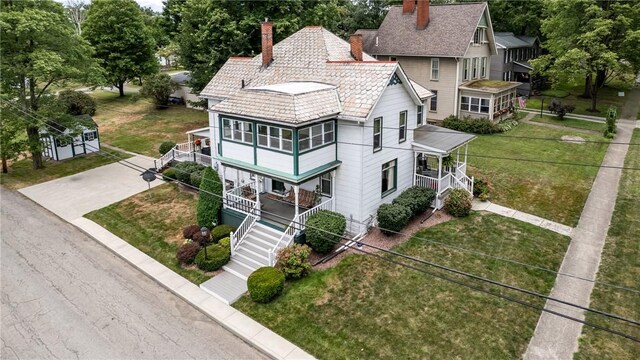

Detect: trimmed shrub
[159,141,176,155]
[176,241,200,265]
[195,244,230,271]
[219,236,230,248]
[276,244,312,280]
[444,188,473,217]
[443,115,501,134]
[392,186,436,216]
[305,210,346,254]
[58,90,97,116]
[174,161,205,185]
[140,73,180,106]
[190,169,204,188]
[247,267,285,303]
[211,224,235,243]
[182,224,201,240]
[162,167,177,180]
[604,106,617,138]
[377,203,412,235]
[473,179,492,201]
[548,98,576,120]
[197,167,223,227]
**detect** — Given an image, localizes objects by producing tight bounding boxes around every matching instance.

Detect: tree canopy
[83,0,158,97]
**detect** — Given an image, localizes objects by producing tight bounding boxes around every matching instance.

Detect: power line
[7,101,640,340]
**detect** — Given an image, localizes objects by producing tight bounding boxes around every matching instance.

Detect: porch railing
[226,181,256,197]
[415,174,438,190]
[298,198,334,230]
[158,149,175,169]
[268,216,298,266]
[230,201,259,257]
[225,192,257,216]
[176,142,192,152]
[156,144,214,168]
[450,173,474,195]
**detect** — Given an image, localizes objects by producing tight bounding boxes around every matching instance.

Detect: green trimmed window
[319,173,332,196]
[298,121,334,152]
[381,159,397,197]
[398,111,407,143]
[373,117,382,152]
[223,118,253,144]
[258,124,292,152]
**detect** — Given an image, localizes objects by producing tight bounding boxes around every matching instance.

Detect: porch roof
[186,127,210,138]
[219,156,341,184]
[412,125,476,154]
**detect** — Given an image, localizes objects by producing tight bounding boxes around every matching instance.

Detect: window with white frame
[319,173,332,196]
[473,27,485,45]
[298,121,334,152]
[398,111,407,143]
[381,159,397,196]
[481,57,487,78]
[417,105,423,126]
[431,58,439,80]
[257,124,292,152]
[463,58,469,81]
[430,90,438,112]
[373,117,382,152]
[83,131,97,141]
[461,96,490,114]
[472,57,478,79]
[222,118,253,144]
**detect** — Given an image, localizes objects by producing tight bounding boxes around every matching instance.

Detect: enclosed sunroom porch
[412,125,476,209]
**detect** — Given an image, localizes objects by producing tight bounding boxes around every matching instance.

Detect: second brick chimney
[261,20,273,67]
[416,0,430,30]
[350,34,363,61]
[402,0,415,14]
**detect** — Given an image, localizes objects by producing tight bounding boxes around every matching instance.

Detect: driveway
[19,155,162,221]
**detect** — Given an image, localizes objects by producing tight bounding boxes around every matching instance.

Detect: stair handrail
[229,201,259,257]
[450,172,474,196]
[268,215,298,266]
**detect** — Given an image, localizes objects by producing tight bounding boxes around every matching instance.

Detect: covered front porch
[412,125,476,209]
[156,127,214,168]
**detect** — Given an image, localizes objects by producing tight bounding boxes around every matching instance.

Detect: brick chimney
[350,34,363,61]
[403,0,415,14]
[416,0,430,30]
[261,19,273,67]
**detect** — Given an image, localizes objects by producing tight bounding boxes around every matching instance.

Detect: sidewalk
[72,217,314,360]
[524,120,635,359]
[472,200,573,237]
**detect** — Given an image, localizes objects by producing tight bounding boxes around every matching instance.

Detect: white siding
[56,143,74,160]
[222,141,253,163]
[298,145,335,174]
[334,120,364,234]
[360,81,416,227]
[256,148,293,173]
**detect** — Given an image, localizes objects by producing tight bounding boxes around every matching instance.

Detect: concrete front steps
[199,222,285,304]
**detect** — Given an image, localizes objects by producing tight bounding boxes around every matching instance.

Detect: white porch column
[293,185,300,220]
[256,175,262,219]
[330,171,336,211]
[465,143,469,164]
[220,164,227,210]
[188,133,193,153]
[437,155,442,195]
[413,152,418,186]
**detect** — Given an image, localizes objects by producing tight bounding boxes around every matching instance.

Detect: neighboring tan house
[357,0,521,122]
[158,23,477,280]
[40,114,101,161]
[490,32,540,96]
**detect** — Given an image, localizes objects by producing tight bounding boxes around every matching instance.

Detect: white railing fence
[450,174,474,195]
[268,216,298,266]
[175,142,192,152]
[415,174,438,191]
[226,181,256,196]
[297,198,334,230]
[226,193,257,216]
[158,149,175,169]
[229,201,259,257]
[157,143,214,169]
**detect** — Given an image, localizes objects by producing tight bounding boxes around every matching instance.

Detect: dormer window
[473,27,486,45]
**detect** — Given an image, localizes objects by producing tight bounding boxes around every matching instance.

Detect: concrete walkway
[524,119,635,359]
[72,217,313,360]
[472,200,573,237]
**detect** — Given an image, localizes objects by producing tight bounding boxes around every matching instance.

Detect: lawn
[91,90,208,157]
[0,149,130,190]
[235,213,570,359]
[575,129,640,359]
[85,183,211,285]
[467,123,609,226]
[530,115,605,133]
[526,80,630,116]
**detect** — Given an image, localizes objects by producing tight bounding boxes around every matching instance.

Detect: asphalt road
[0,188,264,359]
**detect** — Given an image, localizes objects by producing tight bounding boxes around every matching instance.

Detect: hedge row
[377,186,436,235]
[442,115,518,134]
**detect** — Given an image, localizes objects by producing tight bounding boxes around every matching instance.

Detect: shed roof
[358,3,489,57]
[413,125,475,154]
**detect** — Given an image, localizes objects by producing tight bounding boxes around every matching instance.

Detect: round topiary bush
[159,141,176,155]
[276,244,312,280]
[392,186,436,216]
[176,241,200,265]
[444,188,473,217]
[247,266,285,303]
[377,203,412,235]
[195,244,230,271]
[211,224,235,243]
[182,224,201,240]
[162,167,177,181]
[58,90,97,116]
[305,210,346,254]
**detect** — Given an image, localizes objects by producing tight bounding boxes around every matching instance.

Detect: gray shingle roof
[212,82,342,124]
[494,32,537,49]
[360,3,488,57]
[200,27,408,121]
[413,124,475,154]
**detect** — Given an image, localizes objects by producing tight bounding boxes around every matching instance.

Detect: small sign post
[141,169,157,200]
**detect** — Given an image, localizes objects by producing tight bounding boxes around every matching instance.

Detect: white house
[40,114,101,161]
[157,23,476,277]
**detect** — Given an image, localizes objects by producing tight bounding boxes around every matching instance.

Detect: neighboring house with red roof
[158,22,477,281]
[357,0,521,122]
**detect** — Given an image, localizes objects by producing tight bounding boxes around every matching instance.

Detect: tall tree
[0,102,27,173]
[65,0,88,35]
[83,0,158,97]
[0,0,101,169]
[486,0,543,37]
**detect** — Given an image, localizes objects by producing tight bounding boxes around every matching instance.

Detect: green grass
[541,89,570,98]
[91,90,208,157]
[234,213,570,359]
[85,183,211,285]
[526,81,629,116]
[0,149,130,190]
[575,129,640,359]
[530,115,606,133]
[467,123,609,226]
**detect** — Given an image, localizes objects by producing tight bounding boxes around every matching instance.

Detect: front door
[73,136,85,156]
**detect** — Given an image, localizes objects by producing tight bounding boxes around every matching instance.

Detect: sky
[56,0,164,12]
